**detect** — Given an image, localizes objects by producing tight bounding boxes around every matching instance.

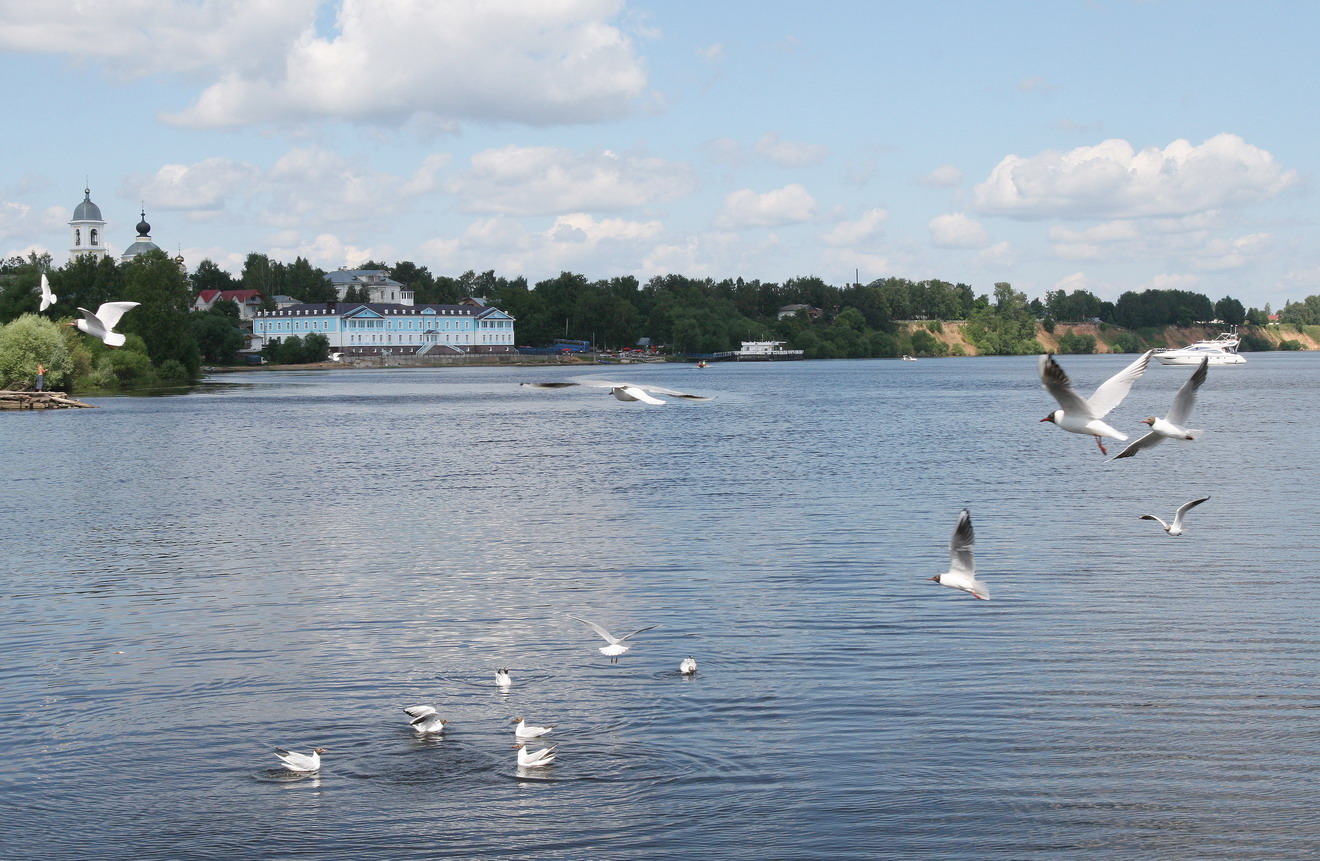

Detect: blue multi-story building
[252,270,515,357]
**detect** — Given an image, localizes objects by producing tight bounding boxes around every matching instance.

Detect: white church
[68,186,184,270]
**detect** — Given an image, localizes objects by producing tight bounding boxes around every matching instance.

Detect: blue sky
[2,0,1316,310]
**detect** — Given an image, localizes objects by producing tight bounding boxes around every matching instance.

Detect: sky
[2,0,1317,310]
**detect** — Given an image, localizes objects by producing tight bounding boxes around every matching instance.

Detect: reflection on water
[2,356,1319,858]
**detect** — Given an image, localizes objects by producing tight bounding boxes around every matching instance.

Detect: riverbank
[899,320,1319,356]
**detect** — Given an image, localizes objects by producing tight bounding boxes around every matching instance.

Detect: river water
[2,354,1317,859]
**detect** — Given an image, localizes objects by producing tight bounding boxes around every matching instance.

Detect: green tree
[120,250,202,378]
[1215,296,1246,326]
[0,313,72,389]
[191,259,237,294]
[191,312,246,363]
[287,257,333,303]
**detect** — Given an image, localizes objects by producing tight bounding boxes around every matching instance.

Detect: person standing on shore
[35,364,46,392]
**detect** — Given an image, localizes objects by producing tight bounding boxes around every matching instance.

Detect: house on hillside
[777,303,821,320]
[194,289,265,320]
[327,269,413,304]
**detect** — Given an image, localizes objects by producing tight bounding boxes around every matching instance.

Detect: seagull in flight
[1110,358,1209,460]
[274,747,326,773]
[402,705,447,734]
[570,617,660,663]
[928,508,989,600]
[38,274,57,312]
[514,743,556,768]
[512,717,553,739]
[69,301,140,348]
[1140,496,1210,536]
[1040,350,1153,454]
[521,380,712,405]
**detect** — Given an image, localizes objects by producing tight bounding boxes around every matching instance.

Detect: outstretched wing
[570,616,619,645]
[1139,514,1169,529]
[1170,496,1210,530]
[618,624,660,642]
[612,385,665,404]
[948,508,974,577]
[1110,431,1163,460]
[39,274,56,311]
[1039,354,1093,418]
[93,301,141,330]
[1086,350,1153,418]
[632,384,712,401]
[1165,358,1208,427]
[520,382,580,389]
[75,307,103,329]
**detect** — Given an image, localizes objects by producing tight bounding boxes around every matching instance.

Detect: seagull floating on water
[38,274,56,312]
[1110,358,1209,460]
[521,380,712,405]
[274,747,326,773]
[679,656,697,675]
[495,668,512,688]
[69,301,140,348]
[1039,350,1153,454]
[928,508,989,600]
[1140,496,1210,536]
[514,743,556,768]
[403,705,447,734]
[570,616,660,663]
[512,717,553,739]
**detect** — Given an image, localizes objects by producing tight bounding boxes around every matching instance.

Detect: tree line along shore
[2,250,1318,393]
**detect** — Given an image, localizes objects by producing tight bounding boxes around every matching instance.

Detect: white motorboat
[1153,329,1246,366]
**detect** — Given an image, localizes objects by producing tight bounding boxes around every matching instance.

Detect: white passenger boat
[1154,329,1246,366]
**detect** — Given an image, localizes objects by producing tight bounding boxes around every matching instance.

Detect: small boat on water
[901,355,917,362]
[1153,329,1246,366]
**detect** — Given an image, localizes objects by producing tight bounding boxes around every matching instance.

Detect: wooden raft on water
[0,391,96,410]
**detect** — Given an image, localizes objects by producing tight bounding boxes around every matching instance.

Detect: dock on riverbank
[0,391,97,410]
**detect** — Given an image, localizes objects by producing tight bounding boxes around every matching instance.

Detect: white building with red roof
[194,289,266,320]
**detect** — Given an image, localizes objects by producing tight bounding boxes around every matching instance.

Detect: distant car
[329,352,344,362]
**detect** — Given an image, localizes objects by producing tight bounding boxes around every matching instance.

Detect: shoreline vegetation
[4,250,1320,395]
[208,320,1318,375]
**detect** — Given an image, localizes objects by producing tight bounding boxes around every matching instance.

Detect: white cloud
[642,232,782,279]
[1053,272,1097,294]
[975,241,1015,268]
[160,0,647,129]
[697,43,724,63]
[269,232,390,271]
[3,1,648,130]
[928,212,989,248]
[446,146,694,216]
[1140,273,1200,292]
[0,0,319,78]
[714,184,815,228]
[973,134,1298,219]
[1189,232,1272,272]
[917,164,962,188]
[821,208,887,247]
[0,201,33,241]
[135,158,262,211]
[1048,221,1141,244]
[754,132,828,168]
[421,213,665,281]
